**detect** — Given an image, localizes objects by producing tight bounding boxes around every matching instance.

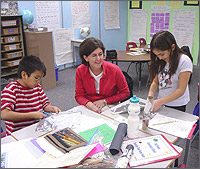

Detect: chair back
[1,127,6,138]
[126,42,137,50]
[139,38,146,48]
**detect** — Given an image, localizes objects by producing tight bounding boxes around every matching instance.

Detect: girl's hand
[152,99,163,112]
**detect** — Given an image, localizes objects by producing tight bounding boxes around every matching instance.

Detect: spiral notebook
[120,134,181,167]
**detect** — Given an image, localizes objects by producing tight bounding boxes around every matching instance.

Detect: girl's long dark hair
[149,31,185,83]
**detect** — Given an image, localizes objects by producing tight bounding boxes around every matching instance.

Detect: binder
[120,134,181,167]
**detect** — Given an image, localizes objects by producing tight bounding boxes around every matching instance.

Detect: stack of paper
[148,114,196,138]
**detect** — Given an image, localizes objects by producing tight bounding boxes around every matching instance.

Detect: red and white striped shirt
[1,81,50,135]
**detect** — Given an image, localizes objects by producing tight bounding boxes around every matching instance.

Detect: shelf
[1,33,21,37]
[1,41,22,45]
[1,48,23,53]
[1,15,26,80]
[1,71,18,78]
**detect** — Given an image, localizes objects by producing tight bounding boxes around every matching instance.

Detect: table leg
[139,63,142,91]
[183,138,191,166]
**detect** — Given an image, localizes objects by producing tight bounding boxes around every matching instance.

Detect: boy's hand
[44,105,61,114]
[31,111,47,119]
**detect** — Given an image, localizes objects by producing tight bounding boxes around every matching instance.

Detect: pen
[152,120,176,126]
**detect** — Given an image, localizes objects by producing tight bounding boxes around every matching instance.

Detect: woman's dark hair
[79,37,105,66]
[17,55,46,78]
[149,31,185,83]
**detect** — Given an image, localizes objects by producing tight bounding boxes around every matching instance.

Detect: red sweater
[1,81,50,135]
[75,61,130,106]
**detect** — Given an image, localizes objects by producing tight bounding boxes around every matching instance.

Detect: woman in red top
[75,37,130,113]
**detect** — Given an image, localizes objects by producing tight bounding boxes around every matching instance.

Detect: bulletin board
[127,1,199,66]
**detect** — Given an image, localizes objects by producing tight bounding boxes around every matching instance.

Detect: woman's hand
[86,101,102,114]
[93,100,105,110]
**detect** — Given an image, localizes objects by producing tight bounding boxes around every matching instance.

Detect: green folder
[79,123,116,144]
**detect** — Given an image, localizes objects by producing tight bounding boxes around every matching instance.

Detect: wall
[127,1,199,65]
[17,1,128,68]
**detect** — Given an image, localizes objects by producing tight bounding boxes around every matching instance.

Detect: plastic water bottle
[127,95,140,138]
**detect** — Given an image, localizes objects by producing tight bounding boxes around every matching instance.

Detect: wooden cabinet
[24,31,56,90]
[1,15,26,79]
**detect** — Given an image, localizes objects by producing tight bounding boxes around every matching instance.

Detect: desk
[101,98,198,167]
[106,50,150,91]
[6,104,184,168]
[71,39,83,67]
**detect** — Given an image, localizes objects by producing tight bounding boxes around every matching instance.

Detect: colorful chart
[120,134,181,167]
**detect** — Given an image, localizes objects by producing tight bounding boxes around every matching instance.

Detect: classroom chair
[1,127,6,138]
[126,42,137,50]
[139,38,146,48]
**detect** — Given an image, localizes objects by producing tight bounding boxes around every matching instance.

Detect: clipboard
[120,134,181,167]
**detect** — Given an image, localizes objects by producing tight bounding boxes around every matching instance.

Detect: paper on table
[29,143,98,168]
[148,114,196,138]
[79,123,116,144]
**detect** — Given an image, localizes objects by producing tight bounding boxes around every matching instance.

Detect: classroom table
[71,39,83,67]
[101,98,199,167]
[3,104,185,168]
[105,50,151,91]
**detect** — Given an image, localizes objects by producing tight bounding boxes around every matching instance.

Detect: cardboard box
[2,59,21,67]
[25,31,56,90]
[3,36,20,43]
[2,28,18,35]
[2,43,20,51]
[1,20,17,27]
[3,51,22,58]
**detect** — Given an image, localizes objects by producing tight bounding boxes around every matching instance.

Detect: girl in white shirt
[148,31,193,112]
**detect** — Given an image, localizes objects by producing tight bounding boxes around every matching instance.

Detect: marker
[115,144,134,168]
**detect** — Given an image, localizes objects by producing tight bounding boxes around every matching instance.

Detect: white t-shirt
[89,68,103,94]
[158,54,193,106]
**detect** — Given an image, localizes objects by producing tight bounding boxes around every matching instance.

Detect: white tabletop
[4,104,186,168]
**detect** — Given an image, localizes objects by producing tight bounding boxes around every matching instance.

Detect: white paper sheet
[71,1,90,28]
[129,9,147,43]
[1,138,37,168]
[104,1,120,29]
[35,1,60,31]
[172,10,196,51]
[53,28,74,66]
[148,113,196,138]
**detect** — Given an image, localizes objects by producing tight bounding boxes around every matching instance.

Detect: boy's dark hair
[17,55,46,78]
[79,37,105,66]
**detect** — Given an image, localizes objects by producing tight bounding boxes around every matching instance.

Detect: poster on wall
[35,1,60,31]
[129,9,147,43]
[105,1,120,29]
[71,1,90,28]
[172,10,196,51]
[53,28,74,66]
[150,5,170,39]
[1,1,18,16]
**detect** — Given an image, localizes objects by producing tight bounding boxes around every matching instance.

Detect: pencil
[152,120,176,126]
[57,133,79,144]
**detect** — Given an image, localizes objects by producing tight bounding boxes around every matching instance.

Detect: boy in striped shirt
[1,55,61,135]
